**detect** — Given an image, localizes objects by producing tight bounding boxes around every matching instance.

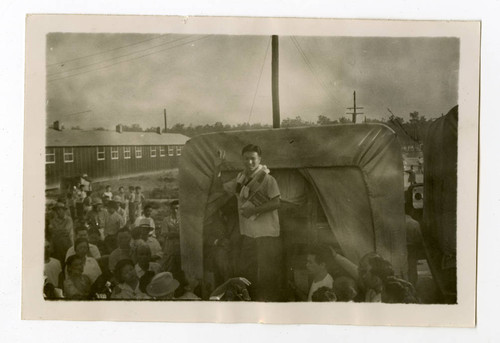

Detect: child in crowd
[63,255,92,299]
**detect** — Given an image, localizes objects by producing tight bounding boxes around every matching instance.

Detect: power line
[47,35,211,83]
[46,34,170,67]
[47,35,193,77]
[290,36,340,105]
[248,37,272,124]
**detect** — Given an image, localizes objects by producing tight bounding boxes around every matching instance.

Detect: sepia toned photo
[23,15,479,326]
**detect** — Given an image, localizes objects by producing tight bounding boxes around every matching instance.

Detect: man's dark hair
[241,144,261,156]
[170,200,179,208]
[333,276,357,302]
[143,204,153,211]
[368,256,395,280]
[311,287,337,302]
[113,259,135,282]
[135,186,142,190]
[88,227,100,237]
[308,245,330,266]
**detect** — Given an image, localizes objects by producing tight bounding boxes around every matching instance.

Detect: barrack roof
[46,129,190,147]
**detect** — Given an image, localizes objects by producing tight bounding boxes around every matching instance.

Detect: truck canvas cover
[179,124,407,280]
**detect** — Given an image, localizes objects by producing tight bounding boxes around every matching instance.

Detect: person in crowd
[75,184,87,219]
[111,259,150,300]
[85,198,108,239]
[104,200,126,238]
[133,186,145,220]
[216,144,282,301]
[135,243,161,278]
[44,240,62,289]
[66,187,77,220]
[203,197,240,288]
[108,228,135,271]
[117,186,126,203]
[209,277,251,301]
[63,254,92,299]
[382,276,419,304]
[68,238,102,285]
[311,286,337,302]
[103,185,113,201]
[134,204,155,231]
[160,200,181,274]
[137,222,163,260]
[82,190,94,216]
[127,186,136,223]
[175,277,201,300]
[145,272,180,300]
[356,252,418,303]
[306,247,334,302]
[65,226,101,260]
[113,195,128,224]
[88,227,107,256]
[405,199,422,286]
[407,165,417,185]
[48,202,74,263]
[333,276,358,302]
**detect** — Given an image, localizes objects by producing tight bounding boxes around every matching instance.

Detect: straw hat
[92,198,103,206]
[146,272,179,297]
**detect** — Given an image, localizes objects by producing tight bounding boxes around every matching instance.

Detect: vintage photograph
[23,16,479,325]
[43,31,459,303]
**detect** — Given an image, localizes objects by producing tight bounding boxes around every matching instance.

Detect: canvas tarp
[423,105,458,260]
[179,124,407,280]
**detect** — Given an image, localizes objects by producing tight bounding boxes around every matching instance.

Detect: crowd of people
[44,143,422,303]
[44,184,194,300]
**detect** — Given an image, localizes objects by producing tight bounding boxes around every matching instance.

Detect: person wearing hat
[48,202,74,263]
[134,204,156,233]
[146,272,179,300]
[104,200,126,238]
[137,222,163,260]
[85,197,109,239]
[113,195,128,223]
[82,190,94,216]
[75,184,87,219]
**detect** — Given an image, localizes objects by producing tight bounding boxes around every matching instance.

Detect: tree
[123,123,143,132]
[317,115,333,125]
[281,116,314,128]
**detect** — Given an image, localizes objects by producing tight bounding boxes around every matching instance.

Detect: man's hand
[240,206,255,218]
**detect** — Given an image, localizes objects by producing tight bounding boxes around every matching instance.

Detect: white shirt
[44,257,62,287]
[308,273,334,301]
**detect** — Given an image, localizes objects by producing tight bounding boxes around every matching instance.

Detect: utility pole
[272,35,280,128]
[164,108,167,132]
[346,91,364,123]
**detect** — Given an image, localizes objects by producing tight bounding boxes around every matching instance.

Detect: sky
[46,33,459,130]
